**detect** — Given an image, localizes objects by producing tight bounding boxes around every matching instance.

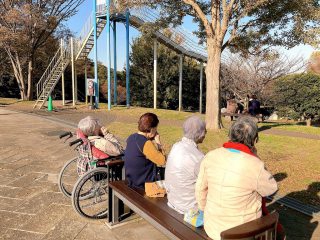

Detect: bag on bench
[145,181,166,198]
[184,209,204,227]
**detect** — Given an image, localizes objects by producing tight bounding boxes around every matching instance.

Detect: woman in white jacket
[195,116,278,240]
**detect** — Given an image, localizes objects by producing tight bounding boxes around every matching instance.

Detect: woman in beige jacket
[195,116,278,239]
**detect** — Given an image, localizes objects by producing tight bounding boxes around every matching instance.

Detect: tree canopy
[130,34,205,111]
[274,73,320,126]
[122,0,320,129]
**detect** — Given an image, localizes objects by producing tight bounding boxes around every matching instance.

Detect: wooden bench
[108,181,279,240]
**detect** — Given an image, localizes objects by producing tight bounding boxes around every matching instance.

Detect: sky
[66,0,316,69]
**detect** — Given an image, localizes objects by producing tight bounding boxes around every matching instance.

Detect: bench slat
[109,181,210,240]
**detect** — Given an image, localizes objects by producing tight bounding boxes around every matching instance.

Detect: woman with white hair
[195,116,278,239]
[78,116,124,156]
[165,115,206,214]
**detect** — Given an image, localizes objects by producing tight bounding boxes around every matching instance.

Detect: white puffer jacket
[195,147,278,240]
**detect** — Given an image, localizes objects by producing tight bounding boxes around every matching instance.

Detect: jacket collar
[223,142,255,157]
[182,137,198,148]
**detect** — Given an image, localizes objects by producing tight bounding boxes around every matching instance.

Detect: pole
[107,0,111,110]
[85,60,88,105]
[126,10,130,108]
[179,54,183,112]
[75,68,78,103]
[61,39,65,106]
[113,21,117,106]
[199,62,203,114]
[93,0,99,108]
[153,39,157,109]
[71,37,75,107]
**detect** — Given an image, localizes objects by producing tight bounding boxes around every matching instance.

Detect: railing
[77,12,94,51]
[131,7,207,59]
[36,41,70,98]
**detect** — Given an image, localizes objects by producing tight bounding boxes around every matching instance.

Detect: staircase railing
[36,42,70,98]
[77,12,94,51]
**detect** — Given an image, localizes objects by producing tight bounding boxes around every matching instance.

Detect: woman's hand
[154,132,161,145]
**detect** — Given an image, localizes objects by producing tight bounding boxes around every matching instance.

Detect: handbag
[145,181,166,198]
[183,209,204,227]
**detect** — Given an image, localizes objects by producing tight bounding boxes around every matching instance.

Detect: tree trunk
[205,39,222,130]
[306,118,312,127]
[6,49,27,100]
[27,59,33,100]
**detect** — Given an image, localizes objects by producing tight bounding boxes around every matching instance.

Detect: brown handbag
[145,182,166,198]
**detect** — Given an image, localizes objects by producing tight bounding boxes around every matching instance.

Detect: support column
[75,68,78,103]
[126,10,130,108]
[85,60,88,105]
[199,62,203,114]
[93,0,99,108]
[61,39,65,106]
[178,54,183,112]
[71,37,75,107]
[113,21,117,106]
[106,0,111,110]
[153,39,157,109]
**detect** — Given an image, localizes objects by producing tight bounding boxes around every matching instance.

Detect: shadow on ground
[268,182,320,240]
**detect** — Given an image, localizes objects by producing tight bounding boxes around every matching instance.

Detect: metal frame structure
[35,1,208,112]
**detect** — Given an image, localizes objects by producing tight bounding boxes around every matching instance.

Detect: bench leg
[112,189,120,224]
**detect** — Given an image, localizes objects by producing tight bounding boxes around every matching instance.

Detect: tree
[308,51,320,74]
[221,51,305,106]
[130,35,205,111]
[274,73,320,126]
[0,0,83,100]
[121,0,320,129]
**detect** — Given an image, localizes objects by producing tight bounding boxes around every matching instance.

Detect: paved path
[0,107,319,240]
[0,108,167,240]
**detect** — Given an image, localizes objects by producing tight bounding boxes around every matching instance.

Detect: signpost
[87,78,95,109]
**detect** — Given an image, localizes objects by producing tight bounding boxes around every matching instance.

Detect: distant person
[77,116,124,156]
[248,95,260,116]
[124,113,166,190]
[165,116,206,214]
[226,95,238,120]
[195,116,278,240]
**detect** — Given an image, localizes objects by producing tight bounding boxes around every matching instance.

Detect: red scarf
[223,141,285,237]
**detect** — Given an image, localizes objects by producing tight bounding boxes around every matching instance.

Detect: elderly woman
[124,113,166,190]
[78,116,124,156]
[195,116,278,240]
[165,116,206,213]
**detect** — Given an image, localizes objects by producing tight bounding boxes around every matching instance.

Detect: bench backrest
[220,212,279,240]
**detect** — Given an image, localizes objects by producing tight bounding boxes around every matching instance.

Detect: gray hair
[183,116,206,142]
[78,116,101,136]
[229,116,258,149]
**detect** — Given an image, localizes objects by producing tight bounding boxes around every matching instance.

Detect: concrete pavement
[0,108,167,240]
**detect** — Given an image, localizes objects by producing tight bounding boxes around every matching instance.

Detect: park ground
[0,98,319,239]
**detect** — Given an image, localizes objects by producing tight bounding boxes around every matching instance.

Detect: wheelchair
[58,130,124,219]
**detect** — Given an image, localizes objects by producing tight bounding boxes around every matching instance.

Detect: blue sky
[66,0,315,68]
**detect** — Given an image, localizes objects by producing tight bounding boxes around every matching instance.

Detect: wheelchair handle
[69,139,83,146]
[59,131,72,139]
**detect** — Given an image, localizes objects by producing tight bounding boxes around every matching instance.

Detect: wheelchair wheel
[72,168,109,219]
[58,157,78,198]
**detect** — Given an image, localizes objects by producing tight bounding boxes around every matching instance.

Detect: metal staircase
[33,45,70,109]
[75,16,107,60]
[34,13,107,109]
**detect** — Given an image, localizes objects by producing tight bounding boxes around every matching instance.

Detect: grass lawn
[106,107,320,206]
[259,122,320,135]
